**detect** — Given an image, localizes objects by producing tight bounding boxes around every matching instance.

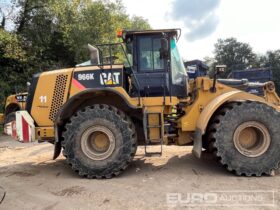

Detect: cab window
[137,36,164,71]
[170,38,186,85]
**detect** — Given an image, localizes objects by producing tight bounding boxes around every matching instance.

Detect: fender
[56,88,137,126]
[53,88,139,159]
[192,90,270,158]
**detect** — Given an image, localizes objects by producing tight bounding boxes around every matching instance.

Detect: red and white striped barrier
[15,111,35,143]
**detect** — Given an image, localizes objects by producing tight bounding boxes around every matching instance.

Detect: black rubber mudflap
[53,141,62,160]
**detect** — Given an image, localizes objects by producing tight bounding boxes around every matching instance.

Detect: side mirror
[211,65,227,93]
[88,44,100,65]
[215,65,226,74]
[160,38,169,59]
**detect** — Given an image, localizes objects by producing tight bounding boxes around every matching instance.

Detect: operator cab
[76,29,188,99]
[121,29,188,98]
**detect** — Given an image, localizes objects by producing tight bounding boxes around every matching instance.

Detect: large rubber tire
[4,112,16,125]
[207,101,280,176]
[62,104,137,178]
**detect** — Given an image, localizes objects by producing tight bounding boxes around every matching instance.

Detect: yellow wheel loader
[14,29,280,178]
[4,93,27,123]
[1,93,27,133]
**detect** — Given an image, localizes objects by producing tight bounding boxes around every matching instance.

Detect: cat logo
[100,72,121,85]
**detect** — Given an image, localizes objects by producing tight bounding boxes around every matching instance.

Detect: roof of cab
[122,28,181,39]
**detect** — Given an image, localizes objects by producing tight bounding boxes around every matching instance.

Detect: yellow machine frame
[30,64,280,158]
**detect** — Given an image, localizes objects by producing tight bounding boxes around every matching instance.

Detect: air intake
[49,74,68,121]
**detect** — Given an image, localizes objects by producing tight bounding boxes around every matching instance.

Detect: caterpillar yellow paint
[15,29,280,178]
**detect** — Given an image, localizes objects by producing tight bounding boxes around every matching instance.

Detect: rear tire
[208,102,280,176]
[62,104,137,178]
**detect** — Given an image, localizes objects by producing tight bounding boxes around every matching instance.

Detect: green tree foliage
[128,16,151,30]
[0,0,151,111]
[0,28,28,111]
[214,38,257,76]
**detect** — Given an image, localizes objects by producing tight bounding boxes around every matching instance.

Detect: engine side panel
[30,68,73,126]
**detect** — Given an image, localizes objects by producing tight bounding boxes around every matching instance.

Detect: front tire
[62,104,137,178]
[208,102,280,176]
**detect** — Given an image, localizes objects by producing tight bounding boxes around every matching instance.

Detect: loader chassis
[21,29,280,178]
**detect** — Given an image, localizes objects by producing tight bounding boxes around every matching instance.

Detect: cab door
[133,35,170,97]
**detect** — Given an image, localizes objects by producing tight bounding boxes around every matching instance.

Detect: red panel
[72,78,86,90]
[22,116,29,143]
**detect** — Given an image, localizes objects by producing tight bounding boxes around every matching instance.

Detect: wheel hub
[233,121,271,157]
[81,125,116,160]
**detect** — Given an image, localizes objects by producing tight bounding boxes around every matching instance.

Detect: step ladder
[143,108,164,157]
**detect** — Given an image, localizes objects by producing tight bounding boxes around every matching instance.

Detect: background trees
[0,28,28,108]
[214,38,257,75]
[205,38,280,93]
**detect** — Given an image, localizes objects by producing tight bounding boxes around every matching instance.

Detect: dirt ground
[0,135,279,210]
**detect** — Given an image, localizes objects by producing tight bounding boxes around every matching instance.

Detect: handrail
[94,42,141,106]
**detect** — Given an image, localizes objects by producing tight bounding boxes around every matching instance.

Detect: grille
[49,74,68,121]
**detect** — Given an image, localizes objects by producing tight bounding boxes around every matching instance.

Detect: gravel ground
[0,134,279,210]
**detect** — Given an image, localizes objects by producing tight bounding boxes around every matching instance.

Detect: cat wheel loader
[13,29,280,178]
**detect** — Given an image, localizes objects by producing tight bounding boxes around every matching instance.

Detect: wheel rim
[81,125,116,160]
[233,121,271,157]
